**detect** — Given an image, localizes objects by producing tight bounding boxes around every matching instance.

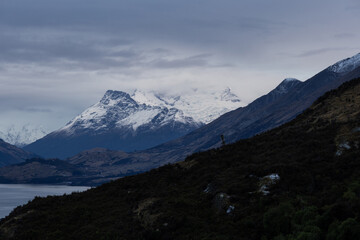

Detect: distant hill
[0,139,36,167]
[1,77,360,239]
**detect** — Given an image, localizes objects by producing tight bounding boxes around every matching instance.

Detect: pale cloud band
[0,0,359,132]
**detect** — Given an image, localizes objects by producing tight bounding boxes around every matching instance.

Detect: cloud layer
[0,0,359,132]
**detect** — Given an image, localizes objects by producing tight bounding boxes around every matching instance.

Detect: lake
[0,184,90,219]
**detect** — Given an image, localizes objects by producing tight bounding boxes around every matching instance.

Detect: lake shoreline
[0,184,90,219]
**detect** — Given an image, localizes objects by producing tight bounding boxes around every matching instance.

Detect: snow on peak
[220,87,241,102]
[131,90,169,107]
[328,53,360,74]
[59,88,243,135]
[0,124,48,147]
[131,88,243,124]
[102,90,130,100]
[283,78,299,83]
[100,90,138,107]
[275,78,301,94]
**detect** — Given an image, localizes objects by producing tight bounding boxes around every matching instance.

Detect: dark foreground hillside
[1,78,360,239]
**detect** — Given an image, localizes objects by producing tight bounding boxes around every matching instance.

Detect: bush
[263,202,294,237]
[327,218,360,240]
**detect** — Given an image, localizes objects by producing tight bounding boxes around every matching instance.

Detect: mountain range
[0,125,48,147]
[1,53,360,185]
[24,88,242,159]
[1,74,360,239]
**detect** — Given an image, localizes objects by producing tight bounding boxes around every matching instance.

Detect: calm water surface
[0,184,90,219]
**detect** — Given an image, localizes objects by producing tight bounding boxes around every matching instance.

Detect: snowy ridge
[328,53,360,74]
[0,125,48,147]
[274,78,301,94]
[59,88,243,135]
[131,88,243,124]
[282,78,299,83]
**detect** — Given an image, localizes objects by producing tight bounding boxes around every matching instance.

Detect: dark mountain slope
[0,139,35,167]
[1,78,360,239]
[0,158,88,185]
[0,148,134,186]
[127,64,360,167]
[155,64,359,155]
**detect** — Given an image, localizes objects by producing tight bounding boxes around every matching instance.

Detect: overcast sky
[0,0,359,132]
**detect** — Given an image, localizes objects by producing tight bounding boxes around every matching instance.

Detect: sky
[0,0,359,133]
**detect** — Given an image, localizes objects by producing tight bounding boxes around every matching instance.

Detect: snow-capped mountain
[60,88,242,135]
[25,88,242,159]
[272,78,301,94]
[131,88,241,124]
[328,53,360,74]
[0,125,48,147]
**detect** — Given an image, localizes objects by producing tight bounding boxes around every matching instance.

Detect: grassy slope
[1,79,360,240]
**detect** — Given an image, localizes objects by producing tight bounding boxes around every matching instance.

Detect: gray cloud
[345,3,360,11]
[0,29,134,69]
[0,0,359,132]
[334,33,357,39]
[0,25,227,73]
[151,54,213,69]
[297,48,357,58]
[16,107,52,113]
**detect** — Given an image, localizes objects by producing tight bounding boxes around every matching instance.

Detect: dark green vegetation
[1,78,360,239]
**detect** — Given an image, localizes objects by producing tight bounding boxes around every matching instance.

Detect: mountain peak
[103,90,128,98]
[220,87,241,102]
[274,78,301,94]
[131,88,243,123]
[0,124,48,147]
[63,88,243,134]
[282,78,299,83]
[100,90,137,106]
[38,87,242,158]
[328,53,360,74]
